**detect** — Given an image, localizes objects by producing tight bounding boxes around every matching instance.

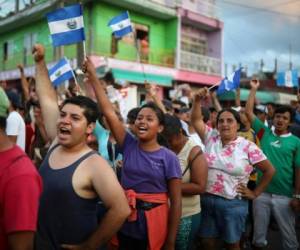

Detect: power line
[218,0,300,19]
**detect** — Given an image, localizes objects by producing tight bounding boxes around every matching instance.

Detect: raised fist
[194,87,208,100]
[145,82,157,97]
[17,64,24,72]
[250,79,260,90]
[32,44,45,63]
[82,57,97,83]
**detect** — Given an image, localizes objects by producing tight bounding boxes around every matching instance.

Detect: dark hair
[61,96,99,124]
[0,116,6,130]
[266,102,276,107]
[274,105,294,122]
[140,101,165,125]
[216,108,241,126]
[102,71,115,84]
[162,114,186,138]
[202,107,210,123]
[127,107,140,124]
[209,107,217,113]
[6,90,22,110]
[162,99,173,112]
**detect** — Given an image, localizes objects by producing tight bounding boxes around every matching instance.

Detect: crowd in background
[1,43,300,250]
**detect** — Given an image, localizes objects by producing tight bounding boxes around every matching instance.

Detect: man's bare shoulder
[83,152,114,174]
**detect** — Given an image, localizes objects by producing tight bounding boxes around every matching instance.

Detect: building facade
[0,0,223,108]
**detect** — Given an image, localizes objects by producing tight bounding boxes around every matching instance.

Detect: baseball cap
[232,106,242,112]
[178,107,190,114]
[255,104,267,114]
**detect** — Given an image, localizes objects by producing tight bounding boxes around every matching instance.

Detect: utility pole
[260,59,264,72]
[274,58,277,74]
[289,43,292,70]
[244,65,248,77]
[15,0,19,13]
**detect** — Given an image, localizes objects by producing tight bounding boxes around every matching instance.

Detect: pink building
[175,0,223,87]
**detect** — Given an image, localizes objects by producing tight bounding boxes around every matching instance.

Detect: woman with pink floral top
[191,88,275,250]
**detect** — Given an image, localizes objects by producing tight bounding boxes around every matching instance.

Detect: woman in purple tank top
[83,58,182,250]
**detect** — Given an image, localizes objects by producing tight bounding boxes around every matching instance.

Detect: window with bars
[181,25,208,55]
[24,33,37,55]
[3,40,14,61]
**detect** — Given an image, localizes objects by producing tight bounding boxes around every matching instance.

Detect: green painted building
[0,0,178,89]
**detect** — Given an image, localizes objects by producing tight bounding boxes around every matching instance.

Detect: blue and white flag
[217,68,242,95]
[277,70,298,88]
[108,11,133,38]
[49,58,73,86]
[46,4,85,47]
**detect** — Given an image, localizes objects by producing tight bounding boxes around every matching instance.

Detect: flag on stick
[217,68,242,95]
[49,58,74,86]
[108,11,133,38]
[47,4,85,47]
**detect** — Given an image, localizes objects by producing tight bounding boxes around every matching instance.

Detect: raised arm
[245,79,260,123]
[34,107,49,145]
[235,87,241,108]
[191,88,208,142]
[32,44,59,141]
[145,83,167,114]
[17,64,31,103]
[210,90,222,112]
[83,57,126,146]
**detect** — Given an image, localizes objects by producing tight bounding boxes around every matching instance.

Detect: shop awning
[276,92,297,105]
[112,69,173,87]
[218,88,276,103]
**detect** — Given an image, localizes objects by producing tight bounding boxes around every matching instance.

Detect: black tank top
[36,145,99,249]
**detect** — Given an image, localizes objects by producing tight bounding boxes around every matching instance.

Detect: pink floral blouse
[204,127,266,199]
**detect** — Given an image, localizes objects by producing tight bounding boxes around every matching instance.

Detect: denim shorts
[198,193,248,244]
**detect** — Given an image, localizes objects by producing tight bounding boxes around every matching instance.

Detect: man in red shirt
[0,101,42,249]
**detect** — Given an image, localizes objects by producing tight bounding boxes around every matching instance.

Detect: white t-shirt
[6,111,26,150]
[181,120,205,151]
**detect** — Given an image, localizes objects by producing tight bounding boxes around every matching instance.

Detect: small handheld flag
[277,70,298,88]
[46,4,85,47]
[217,68,242,95]
[108,11,133,38]
[49,58,74,86]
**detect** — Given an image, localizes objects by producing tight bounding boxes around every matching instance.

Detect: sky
[1,0,300,77]
[215,0,300,76]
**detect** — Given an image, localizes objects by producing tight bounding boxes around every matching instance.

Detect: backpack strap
[182,149,203,177]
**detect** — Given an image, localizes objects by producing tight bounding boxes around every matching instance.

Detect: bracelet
[293,194,300,199]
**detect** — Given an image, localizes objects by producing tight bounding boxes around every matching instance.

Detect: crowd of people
[1,43,300,250]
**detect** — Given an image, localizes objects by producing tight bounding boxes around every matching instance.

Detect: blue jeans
[199,194,248,244]
[253,192,299,250]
